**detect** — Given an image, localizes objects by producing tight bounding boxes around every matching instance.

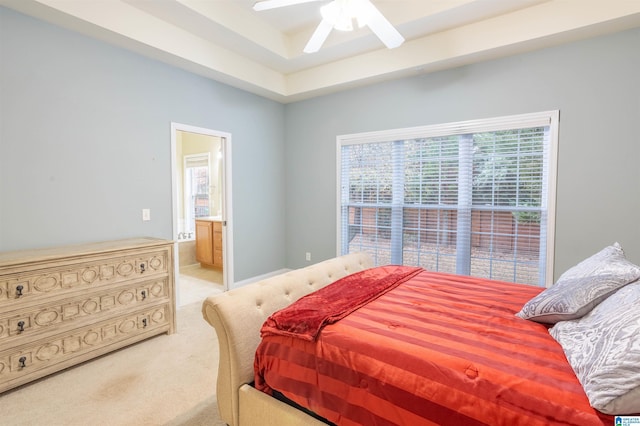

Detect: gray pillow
[549,281,640,414]
[516,243,640,323]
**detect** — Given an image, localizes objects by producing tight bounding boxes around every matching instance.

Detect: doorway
[171,123,233,306]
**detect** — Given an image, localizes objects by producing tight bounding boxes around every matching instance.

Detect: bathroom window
[184,153,211,235]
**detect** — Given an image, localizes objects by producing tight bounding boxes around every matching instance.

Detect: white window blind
[338,111,558,286]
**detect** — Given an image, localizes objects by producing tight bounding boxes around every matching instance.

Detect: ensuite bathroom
[174,130,225,304]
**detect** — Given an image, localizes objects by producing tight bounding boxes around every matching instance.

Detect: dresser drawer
[0,248,170,308]
[0,303,171,393]
[0,278,171,343]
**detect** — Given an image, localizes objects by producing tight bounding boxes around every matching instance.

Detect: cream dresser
[0,237,175,393]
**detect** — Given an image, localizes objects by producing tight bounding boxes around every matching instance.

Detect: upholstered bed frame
[201,252,374,426]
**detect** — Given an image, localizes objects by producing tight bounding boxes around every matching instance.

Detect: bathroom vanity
[195,217,223,270]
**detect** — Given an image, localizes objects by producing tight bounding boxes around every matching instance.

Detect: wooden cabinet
[195,220,214,265]
[0,238,175,393]
[195,219,223,269]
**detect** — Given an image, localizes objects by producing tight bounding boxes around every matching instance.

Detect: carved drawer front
[0,249,169,306]
[0,304,170,390]
[0,278,170,343]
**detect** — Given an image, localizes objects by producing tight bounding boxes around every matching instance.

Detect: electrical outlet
[305,252,311,262]
[142,209,151,221]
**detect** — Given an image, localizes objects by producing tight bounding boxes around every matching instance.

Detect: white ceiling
[3,0,640,103]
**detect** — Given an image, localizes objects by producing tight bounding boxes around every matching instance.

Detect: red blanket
[260,265,422,341]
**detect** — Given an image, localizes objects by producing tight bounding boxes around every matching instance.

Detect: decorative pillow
[516,243,640,323]
[549,281,640,414]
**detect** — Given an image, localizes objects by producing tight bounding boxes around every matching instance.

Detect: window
[338,111,558,286]
[184,153,211,235]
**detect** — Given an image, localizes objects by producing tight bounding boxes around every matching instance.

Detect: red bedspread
[254,268,613,426]
[261,265,422,341]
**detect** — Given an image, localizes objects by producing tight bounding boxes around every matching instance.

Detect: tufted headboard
[201,252,374,426]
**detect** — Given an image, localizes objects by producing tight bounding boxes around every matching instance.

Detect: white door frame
[170,122,233,296]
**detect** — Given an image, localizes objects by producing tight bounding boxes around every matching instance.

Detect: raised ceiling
[3,0,640,103]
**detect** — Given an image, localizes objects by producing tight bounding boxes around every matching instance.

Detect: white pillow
[549,280,640,414]
[516,243,640,323]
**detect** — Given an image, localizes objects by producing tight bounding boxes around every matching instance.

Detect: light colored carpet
[178,266,224,307]
[0,300,226,426]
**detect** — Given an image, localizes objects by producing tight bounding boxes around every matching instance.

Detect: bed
[202,246,640,425]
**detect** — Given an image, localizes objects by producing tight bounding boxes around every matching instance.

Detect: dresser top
[0,237,173,268]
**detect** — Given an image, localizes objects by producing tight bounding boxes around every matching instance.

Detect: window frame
[335,111,559,286]
[183,152,212,235]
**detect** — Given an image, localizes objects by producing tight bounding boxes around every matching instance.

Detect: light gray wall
[2,6,639,284]
[284,27,640,279]
[0,7,286,282]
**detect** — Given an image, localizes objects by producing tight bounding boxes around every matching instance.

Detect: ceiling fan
[253,0,405,53]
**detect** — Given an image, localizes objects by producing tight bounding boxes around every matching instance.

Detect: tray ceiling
[2,0,640,102]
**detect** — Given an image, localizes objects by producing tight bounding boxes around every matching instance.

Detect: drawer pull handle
[16,285,24,297]
[17,321,25,333]
[19,356,27,369]
[142,318,148,327]
[141,290,147,300]
[140,263,146,273]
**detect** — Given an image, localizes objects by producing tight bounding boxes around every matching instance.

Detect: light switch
[142,209,151,221]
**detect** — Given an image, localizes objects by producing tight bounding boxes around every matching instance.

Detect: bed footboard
[239,384,327,426]
[201,252,374,426]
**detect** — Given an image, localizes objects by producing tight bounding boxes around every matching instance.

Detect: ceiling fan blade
[253,0,321,12]
[361,1,404,49]
[304,18,333,53]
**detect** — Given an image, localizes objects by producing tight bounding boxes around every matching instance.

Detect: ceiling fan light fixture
[254,0,404,53]
[321,2,353,31]
[349,0,373,28]
[320,0,373,32]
